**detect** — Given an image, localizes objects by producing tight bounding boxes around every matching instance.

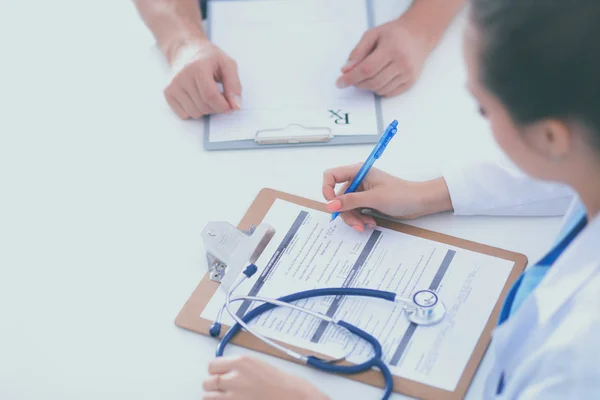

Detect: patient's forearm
[133,0,207,64]
[405,0,467,51]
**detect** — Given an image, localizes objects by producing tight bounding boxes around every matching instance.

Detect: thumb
[220,58,242,110]
[342,30,378,73]
[332,191,378,212]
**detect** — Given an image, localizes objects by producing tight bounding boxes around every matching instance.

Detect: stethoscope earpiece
[209,322,222,338]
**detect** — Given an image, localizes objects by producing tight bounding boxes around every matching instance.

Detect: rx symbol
[329,109,350,125]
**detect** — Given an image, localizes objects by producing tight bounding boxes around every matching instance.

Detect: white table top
[0,1,563,399]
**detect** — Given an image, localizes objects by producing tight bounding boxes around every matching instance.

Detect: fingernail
[233,95,242,110]
[336,77,348,89]
[367,223,377,229]
[353,225,364,233]
[326,199,342,212]
[342,59,357,70]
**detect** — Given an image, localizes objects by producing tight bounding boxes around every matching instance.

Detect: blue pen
[331,119,399,221]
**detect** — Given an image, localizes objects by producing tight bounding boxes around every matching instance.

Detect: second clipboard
[201,0,384,151]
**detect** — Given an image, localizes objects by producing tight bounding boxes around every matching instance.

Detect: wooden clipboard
[175,188,527,399]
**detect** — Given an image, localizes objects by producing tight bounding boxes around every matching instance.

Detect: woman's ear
[522,120,572,161]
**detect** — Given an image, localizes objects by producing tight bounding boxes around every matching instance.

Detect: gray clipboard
[204,0,383,151]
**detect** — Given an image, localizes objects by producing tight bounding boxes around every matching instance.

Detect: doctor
[202,0,600,398]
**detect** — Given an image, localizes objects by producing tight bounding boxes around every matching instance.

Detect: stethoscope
[209,264,447,400]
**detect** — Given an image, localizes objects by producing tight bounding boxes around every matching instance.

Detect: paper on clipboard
[200,199,515,392]
[206,0,380,143]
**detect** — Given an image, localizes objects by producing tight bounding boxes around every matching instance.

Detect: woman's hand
[322,164,453,231]
[203,356,329,400]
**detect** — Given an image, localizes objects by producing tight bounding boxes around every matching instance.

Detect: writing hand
[322,164,453,231]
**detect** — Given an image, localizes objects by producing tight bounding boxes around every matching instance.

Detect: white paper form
[207,0,379,143]
[202,200,514,391]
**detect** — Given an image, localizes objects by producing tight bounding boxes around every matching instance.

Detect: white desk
[0,1,562,399]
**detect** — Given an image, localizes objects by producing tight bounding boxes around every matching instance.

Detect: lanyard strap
[498,214,588,325]
[496,214,588,395]
[537,215,588,266]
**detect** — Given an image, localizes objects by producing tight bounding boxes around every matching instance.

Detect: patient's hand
[335,14,432,97]
[164,40,242,120]
[202,356,329,400]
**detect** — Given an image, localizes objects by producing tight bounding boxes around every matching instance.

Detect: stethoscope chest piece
[405,289,446,326]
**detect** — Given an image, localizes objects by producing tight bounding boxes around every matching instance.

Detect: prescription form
[206,0,380,143]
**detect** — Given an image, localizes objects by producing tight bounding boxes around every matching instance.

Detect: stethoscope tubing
[216,287,396,356]
[216,287,397,400]
[306,320,393,399]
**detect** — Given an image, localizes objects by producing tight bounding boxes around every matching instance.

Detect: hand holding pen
[323,120,398,230]
[321,120,454,231]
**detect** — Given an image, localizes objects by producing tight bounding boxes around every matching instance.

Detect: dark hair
[470,0,600,147]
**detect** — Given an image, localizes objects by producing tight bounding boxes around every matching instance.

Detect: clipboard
[202,0,384,151]
[176,188,528,399]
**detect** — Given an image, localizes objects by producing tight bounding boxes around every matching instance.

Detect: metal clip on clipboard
[201,221,276,290]
[254,124,332,145]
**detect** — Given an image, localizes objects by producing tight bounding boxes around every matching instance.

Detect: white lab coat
[443,157,600,399]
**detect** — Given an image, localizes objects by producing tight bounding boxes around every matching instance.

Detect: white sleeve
[518,377,600,400]
[514,320,600,400]
[442,156,573,216]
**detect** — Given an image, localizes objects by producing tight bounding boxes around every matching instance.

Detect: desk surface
[0,1,562,399]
